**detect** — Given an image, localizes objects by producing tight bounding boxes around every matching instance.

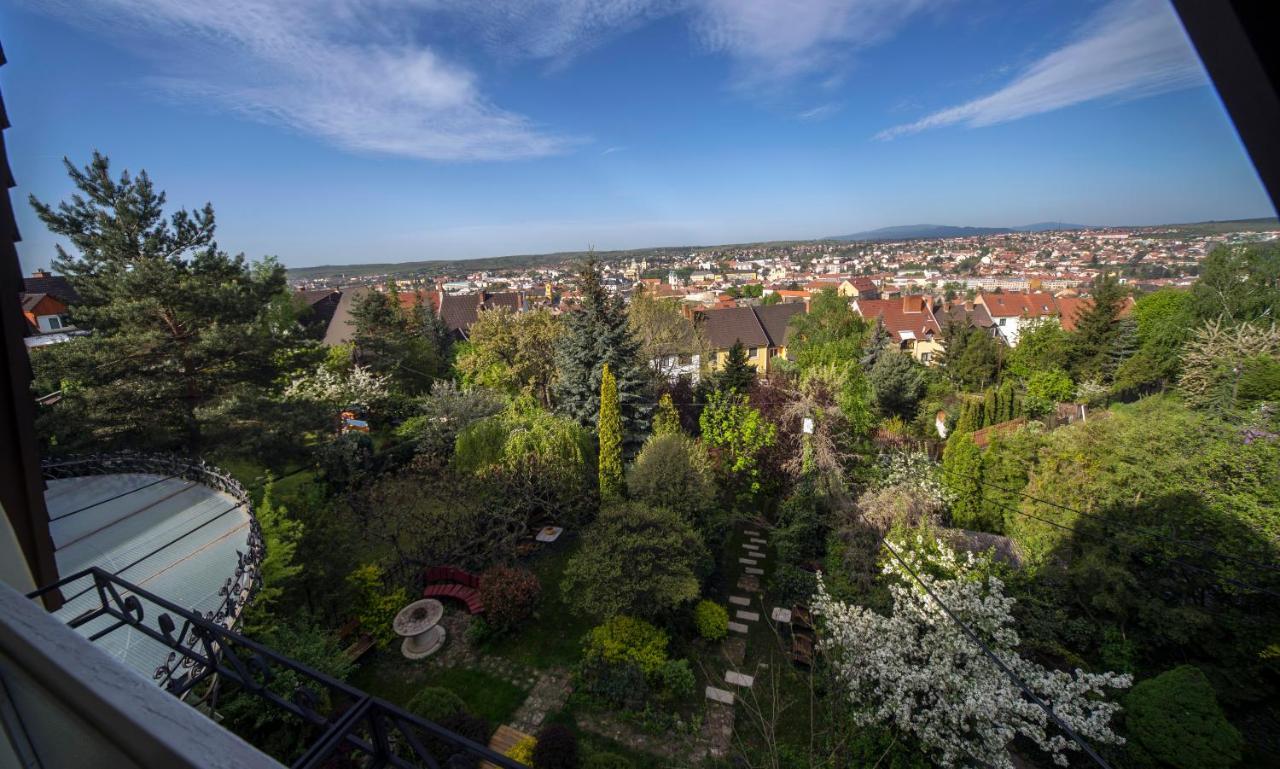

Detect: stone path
[509,668,572,734]
[579,709,709,764]
[702,521,775,762]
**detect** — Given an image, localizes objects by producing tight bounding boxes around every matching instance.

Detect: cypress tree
[653,393,682,437]
[598,364,624,500]
[982,388,999,427]
[954,400,982,434]
[943,431,995,532]
[554,260,652,454]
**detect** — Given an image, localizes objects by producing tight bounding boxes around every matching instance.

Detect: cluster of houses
[21,266,1133,383]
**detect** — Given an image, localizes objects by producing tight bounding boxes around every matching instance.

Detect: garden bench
[423,565,485,614]
[338,618,375,662]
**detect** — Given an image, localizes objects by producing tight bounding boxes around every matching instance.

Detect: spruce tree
[29,152,288,453]
[554,260,652,454]
[982,388,999,427]
[351,288,442,395]
[598,364,624,500]
[943,431,993,531]
[1070,272,1128,382]
[713,340,756,394]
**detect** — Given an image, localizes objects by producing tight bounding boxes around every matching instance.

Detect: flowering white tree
[283,364,390,411]
[812,538,1131,769]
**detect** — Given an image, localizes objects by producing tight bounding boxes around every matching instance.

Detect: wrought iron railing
[29,568,526,769]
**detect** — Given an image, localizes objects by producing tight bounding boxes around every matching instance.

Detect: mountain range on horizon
[824,222,1091,242]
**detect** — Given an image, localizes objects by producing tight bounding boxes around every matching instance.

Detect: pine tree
[29,152,288,453]
[351,288,442,395]
[598,364,624,500]
[653,393,682,436]
[554,260,652,454]
[713,340,756,394]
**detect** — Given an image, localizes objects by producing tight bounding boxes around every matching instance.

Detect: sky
[3,0,1275,269]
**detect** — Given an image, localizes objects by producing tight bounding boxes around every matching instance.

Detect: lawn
[483,539,596,670]
[350,651,529,727]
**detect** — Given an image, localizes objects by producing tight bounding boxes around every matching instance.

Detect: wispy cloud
[876,0,1206,140]
[438,0,943,89]
[692,0,941,89]
[601,146,628,155]
[796,103,841,121]
[37,0,576,161]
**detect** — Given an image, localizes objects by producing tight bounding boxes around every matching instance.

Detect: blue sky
[3,0,1274,269]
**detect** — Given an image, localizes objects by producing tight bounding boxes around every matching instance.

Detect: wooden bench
[338,618,376,662]
[480,725,532,769]
[423,566,485,615]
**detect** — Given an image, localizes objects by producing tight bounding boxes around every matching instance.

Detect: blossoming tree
[812,538,1131,768]
[283,364,390,411]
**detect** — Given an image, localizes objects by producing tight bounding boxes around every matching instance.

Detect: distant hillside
[824,222,1089,241]
[1141,216,1279,237]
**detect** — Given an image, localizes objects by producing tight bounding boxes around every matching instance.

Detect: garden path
[509,668,573,734]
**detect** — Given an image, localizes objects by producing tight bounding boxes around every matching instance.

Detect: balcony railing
[28,568,526,769]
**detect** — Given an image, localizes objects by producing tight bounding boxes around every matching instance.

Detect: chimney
[902,295,925,313]
[31,268,50,278]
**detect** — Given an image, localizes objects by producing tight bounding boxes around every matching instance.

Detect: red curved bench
[423,566,485,614]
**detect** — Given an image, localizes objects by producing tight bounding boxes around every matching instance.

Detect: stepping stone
[725,670,755,688]
[705,685,735,705]
[728,621,749,634]
[770,607,793,623]
[738,557,758,565]
[722,637,746,666]
[729,596,750,606]
[750,538,766,545]
[737,575,760,591]
[735,610,760,622]
[745,567,764,575]
[744,530,760,536]
[743,542,761,551]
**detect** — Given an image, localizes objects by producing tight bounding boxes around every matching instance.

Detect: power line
[877,537,1116,769]
[935,471,1280,600]
[939,466,1280,573]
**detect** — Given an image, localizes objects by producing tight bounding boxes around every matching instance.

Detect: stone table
[393,598,445,660]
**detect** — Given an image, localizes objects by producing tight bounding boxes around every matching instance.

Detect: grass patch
[350,652,528,727]
[546,704,677,769]
[484,540,595,670]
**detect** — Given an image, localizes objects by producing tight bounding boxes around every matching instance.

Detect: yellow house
[702,302,807,376]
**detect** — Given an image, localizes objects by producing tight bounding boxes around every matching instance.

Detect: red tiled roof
[978,291,1058,318]
[853,297,942,343]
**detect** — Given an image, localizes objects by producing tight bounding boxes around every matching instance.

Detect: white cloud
[436,0,942,88]
[876,0,1206,140]
[797,103,841,121]
[692,0,939,88]
[38,0,576,161]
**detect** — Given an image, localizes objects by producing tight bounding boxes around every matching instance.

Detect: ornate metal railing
[41,451,264,639]
[28,568,526,769]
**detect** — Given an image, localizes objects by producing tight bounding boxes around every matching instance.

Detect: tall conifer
[598,364,624,500]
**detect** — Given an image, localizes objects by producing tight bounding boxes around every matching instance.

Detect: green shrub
[583,753,633,769]
[406,686,466,722]
[429,711,491,769]
[346,563,409,647]
[656,659,696,701]
[532,724,579,769]
[582,616,669,676]
[1125,665,1243,769]
[465,616,495,646]
[693,600,729,641]
[769,564,818,605]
